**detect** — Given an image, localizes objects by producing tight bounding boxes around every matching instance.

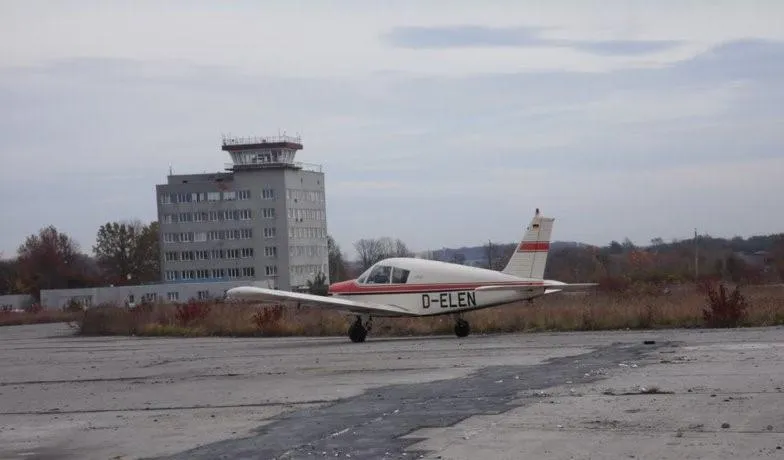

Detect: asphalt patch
[150,341,668,460]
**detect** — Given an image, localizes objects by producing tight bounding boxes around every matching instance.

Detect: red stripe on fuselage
[518,241,549,252]
[328,280,544,295]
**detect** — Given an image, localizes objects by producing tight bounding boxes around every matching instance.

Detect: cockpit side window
[366,265,392,284]
[391,267,410,284]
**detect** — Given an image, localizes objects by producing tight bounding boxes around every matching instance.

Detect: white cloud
[3,1,784,77]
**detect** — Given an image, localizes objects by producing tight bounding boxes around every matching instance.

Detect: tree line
[3,221,783,301]
[0,221,160,300]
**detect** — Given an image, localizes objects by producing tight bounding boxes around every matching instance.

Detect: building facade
[155,135,329,291]
[40,280,265,310]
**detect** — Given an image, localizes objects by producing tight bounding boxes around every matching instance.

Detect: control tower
[156,133,328,292]
[221,134,319,172]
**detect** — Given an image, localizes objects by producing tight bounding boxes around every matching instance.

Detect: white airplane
[227,209,596,342]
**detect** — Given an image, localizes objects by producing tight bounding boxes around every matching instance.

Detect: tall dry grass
[74,283,784,338]
[0,310,83,327]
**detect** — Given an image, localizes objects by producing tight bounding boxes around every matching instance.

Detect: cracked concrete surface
[0,323,782,459]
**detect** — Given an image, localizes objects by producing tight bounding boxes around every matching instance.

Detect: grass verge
[72,282,784,338]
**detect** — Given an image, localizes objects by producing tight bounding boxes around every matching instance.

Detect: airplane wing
[474,282,597,293]
[225,286,418,317]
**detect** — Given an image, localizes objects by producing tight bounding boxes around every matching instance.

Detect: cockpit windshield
[357,264,410,284]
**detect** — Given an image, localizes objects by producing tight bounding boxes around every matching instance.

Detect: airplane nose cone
[328,280,355,295]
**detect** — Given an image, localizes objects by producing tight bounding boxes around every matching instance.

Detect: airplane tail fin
[501,208,554,280]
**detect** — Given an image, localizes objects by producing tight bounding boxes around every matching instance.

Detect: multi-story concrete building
[155,134,328,291]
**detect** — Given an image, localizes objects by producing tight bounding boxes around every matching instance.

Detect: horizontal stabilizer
[474,282,597,293]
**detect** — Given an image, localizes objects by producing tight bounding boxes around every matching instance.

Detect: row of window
[164,247,273,261]
[289,245,327,258]
[286,189,324,203]
[164,265,276,281]
[162,228,259,243]
[288,227,327,239]
[162,209,265,224]
[287,208,326,222]
[162,207,328,225]
[160,189,276,205]
[290,264,328,277]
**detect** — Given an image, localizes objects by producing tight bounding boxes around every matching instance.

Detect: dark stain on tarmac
[151,340,668,460]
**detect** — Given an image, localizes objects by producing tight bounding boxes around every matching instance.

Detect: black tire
[348,323,367,343]
[454,319,470,338]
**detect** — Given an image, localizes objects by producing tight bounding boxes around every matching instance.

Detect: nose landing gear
[348,315,372,343]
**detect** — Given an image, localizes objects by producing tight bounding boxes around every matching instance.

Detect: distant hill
[418,241,584,265]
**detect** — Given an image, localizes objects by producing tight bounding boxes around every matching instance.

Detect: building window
[165,251,178,261]
[211,249,224,259]
[263,227,276,238]
[212,268,225,279]
[226,249,240,259]
[180,232,193,243]
[265,265,278,276]
[261,188,275,200]
[223,191,237,201]
[241,248,254,258]
[262,208,276,219]
[243,267,255,277]
[265,246,277,258]
[181,270,195,280]
[228,268,241,278]
[194,232,207,242]
[196,269,210,279]
[239,209,252,220]
[208,211,219,222]
[207,192,221,201]
[241,229,253,239]
[160,194,172,205]
[165,271,178,281]
[238,190,251,200]
[167,292,179,302]
[195,250,209,260]
[197,290,209,300]
[181,251,194,261]
[163,233,178,243]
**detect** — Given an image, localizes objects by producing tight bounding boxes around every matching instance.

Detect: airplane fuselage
[327,257,548,317]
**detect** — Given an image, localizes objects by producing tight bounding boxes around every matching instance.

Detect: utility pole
[487,239,493,270]
[694,228,699,280]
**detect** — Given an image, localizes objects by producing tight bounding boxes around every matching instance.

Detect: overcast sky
[1,1,783,259]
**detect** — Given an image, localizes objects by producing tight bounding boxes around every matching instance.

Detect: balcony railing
[221,134,302,146]
[225,162,322,172]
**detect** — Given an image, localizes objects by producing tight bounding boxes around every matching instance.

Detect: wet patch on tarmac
[152,340,668,460]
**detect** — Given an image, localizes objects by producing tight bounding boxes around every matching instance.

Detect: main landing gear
[348,315,373,343]
[454,316,470,338]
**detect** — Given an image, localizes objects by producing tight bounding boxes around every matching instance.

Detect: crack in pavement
[150,340,670,460]
[0,400,334,416]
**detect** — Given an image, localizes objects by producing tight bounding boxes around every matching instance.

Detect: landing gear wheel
[348,316,368,343]
[454,318,470,338]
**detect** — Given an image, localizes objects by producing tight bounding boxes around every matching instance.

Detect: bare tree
[354,237,414,270]
[354,238,386,271]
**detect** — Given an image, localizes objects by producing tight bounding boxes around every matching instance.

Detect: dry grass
[0,310,83,327]
[74,283,784,338]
